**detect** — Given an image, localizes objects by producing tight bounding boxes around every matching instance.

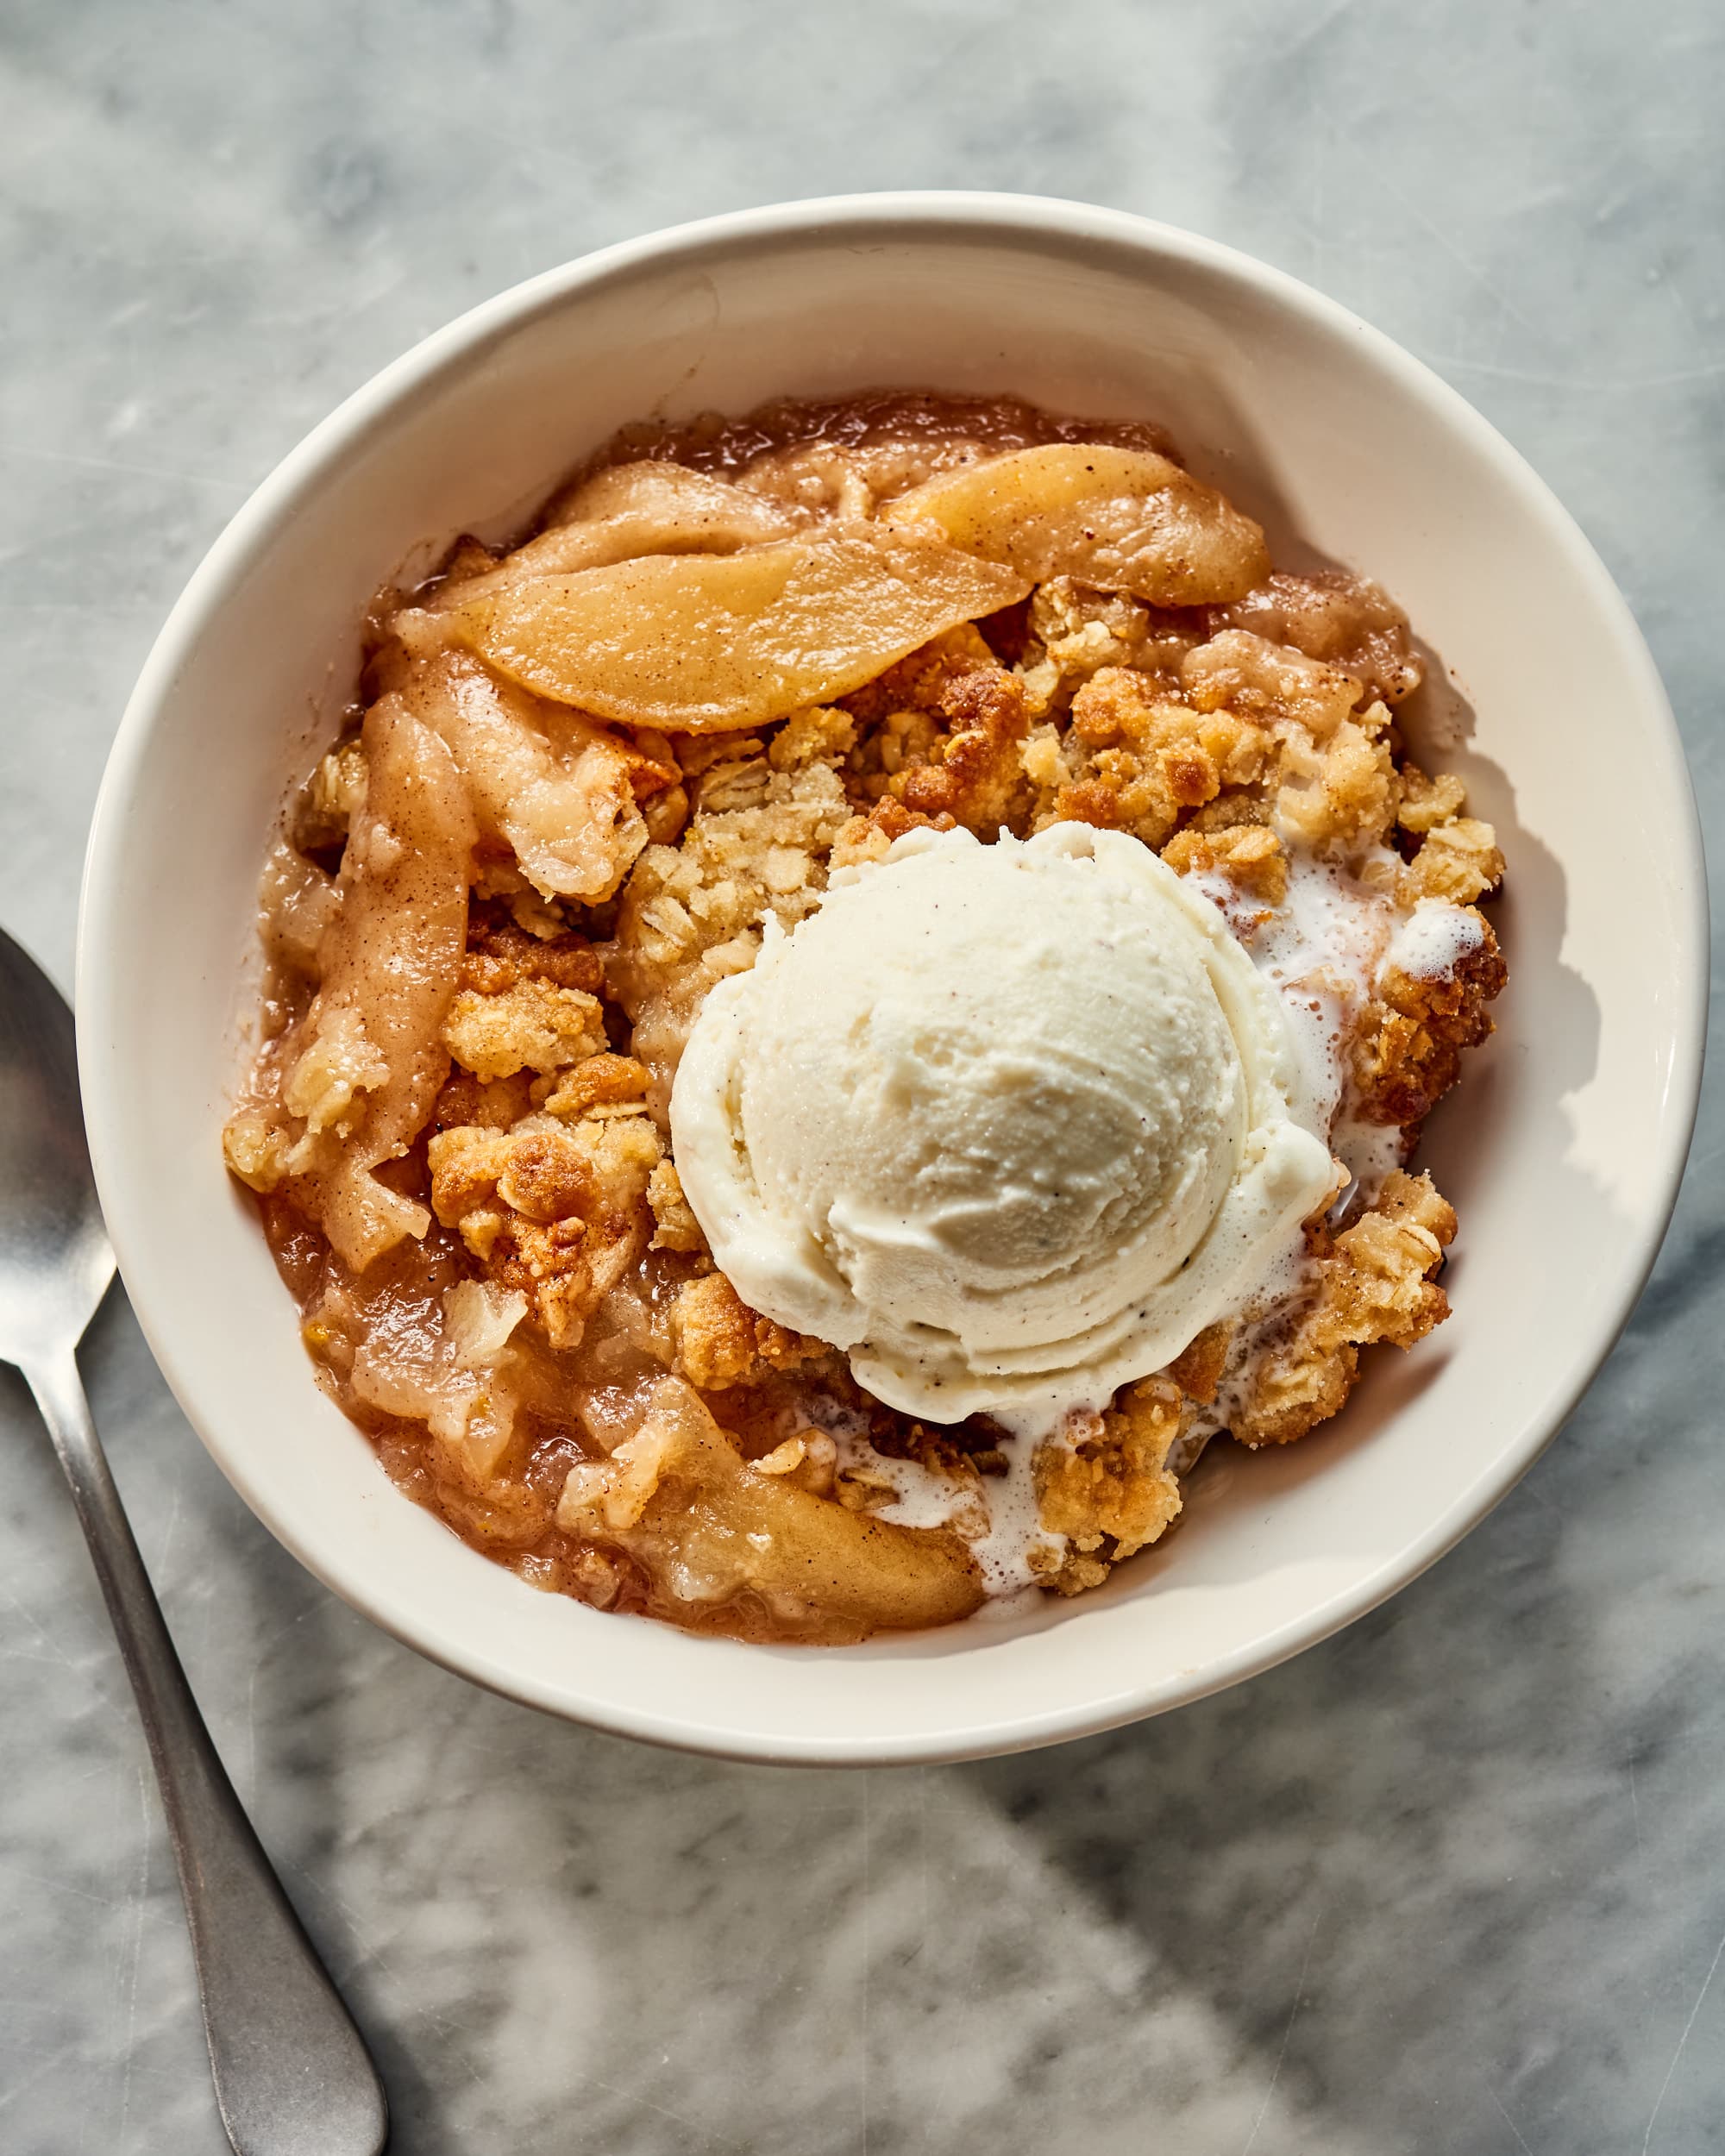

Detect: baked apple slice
[558,1377,984,1633]
[431,462,803,608]
[401,651,672,901]
[884,443,1269,606]
[439,527,1030,731]
[223,698,476,1271]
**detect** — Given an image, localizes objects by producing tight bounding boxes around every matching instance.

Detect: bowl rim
[78,191,1709,1764]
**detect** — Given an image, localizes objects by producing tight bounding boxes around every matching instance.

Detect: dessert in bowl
[78,197,1704,1758]
[219,388,1503,1644]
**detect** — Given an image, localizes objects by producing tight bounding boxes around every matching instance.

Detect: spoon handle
[24,1347,388,2156]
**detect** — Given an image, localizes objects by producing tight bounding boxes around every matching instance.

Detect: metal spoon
[0,925,388,2156]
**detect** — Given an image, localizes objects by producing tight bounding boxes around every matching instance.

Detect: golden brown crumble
[442,980,607,1080]
[459,911,605,995]
[646,1159,706,1253]
[1398,816,1506,907]
[1396,762,1467,835]
[1019,578,1192,715]
[537,1051,651,1121]
[1158,822,1289,905]
[1032,1378,1187,1595]
[428,1111,660,1351]
[888,666,1032,835]
[1032,664,1272,848]
[1229,1171,1458,1448]
[608,752,857,1114]
[670,1271,829,1391]
[1166,1320,1234,1406]
[1352,912,1508,1128]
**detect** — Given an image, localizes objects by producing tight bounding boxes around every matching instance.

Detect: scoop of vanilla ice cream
[669,823,1336,1432]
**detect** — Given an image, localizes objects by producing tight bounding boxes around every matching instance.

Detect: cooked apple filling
[225,392,1504,1643]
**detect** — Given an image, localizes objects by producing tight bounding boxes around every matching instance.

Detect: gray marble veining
[4,3,1724,2150]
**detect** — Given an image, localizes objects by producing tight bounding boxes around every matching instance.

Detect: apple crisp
[225,391,1505,1644]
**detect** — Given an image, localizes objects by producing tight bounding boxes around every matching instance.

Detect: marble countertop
[4,3,1723,2150]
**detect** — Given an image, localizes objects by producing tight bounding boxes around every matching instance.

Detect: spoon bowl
[0,931,113,1361]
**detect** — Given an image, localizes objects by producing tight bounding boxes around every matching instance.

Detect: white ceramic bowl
[79,194,1705,1765]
